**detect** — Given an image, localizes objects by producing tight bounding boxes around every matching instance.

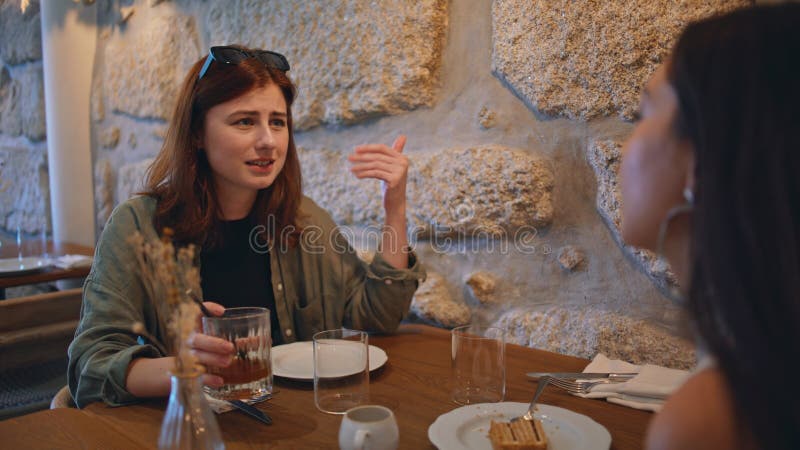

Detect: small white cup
[338,405,399,450]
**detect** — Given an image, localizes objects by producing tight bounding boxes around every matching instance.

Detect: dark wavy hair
[144,45,303,248]
[669,4,800,449]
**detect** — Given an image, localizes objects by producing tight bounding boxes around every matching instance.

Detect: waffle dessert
[488,418,548,450]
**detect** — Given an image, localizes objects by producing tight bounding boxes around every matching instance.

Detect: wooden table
[0,324,653,449]
[0,241,94,299]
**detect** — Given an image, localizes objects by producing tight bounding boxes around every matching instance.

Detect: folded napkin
[574,354,690,412]
[53,254,93,269]
[205,393,236,414]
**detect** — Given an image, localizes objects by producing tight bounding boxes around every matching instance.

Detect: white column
[40,1,97,247]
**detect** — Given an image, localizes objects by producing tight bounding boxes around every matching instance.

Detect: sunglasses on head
[198,46,290,80]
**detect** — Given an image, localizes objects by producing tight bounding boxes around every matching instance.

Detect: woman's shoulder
[111,195,157,217]
[103,195,158,236]
[646,367,742,450]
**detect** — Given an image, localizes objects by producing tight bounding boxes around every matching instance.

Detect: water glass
[314,329,369,414]
[451,324,506,405]
[201,307,272,401]
[339,405,399,450]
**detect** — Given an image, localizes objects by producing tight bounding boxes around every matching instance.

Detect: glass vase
[158,366,225,450]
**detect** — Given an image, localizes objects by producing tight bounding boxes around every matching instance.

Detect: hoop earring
[656,187,694,304]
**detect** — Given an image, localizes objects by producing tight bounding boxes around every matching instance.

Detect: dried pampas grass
[128,228,201,373]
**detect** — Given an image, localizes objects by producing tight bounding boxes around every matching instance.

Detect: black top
[200,217,281,345]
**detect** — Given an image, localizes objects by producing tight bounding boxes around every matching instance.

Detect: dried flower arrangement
[128,228,202,374]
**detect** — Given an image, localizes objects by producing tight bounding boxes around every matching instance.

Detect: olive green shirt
[68,195,425,407]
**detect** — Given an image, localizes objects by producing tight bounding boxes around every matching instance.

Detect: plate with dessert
[428,402,610,450]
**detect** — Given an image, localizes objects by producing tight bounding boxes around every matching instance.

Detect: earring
[656,187,694,304]
[682,187,694,205]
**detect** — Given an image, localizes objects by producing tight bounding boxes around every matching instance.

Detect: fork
[511,376,551,423]
[546,377,623,394]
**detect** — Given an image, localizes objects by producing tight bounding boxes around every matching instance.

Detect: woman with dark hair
[621,4,799,449]
[68,46,425,406]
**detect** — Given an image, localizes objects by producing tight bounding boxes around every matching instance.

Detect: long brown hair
[669,4,800,449]
[145,46,303,248]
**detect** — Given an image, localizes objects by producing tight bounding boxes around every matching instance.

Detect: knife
[526,372,638,380]
[228,399,272,425]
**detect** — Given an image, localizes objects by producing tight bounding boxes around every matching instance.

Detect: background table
[0,241,93,299]
[0,324,653,449]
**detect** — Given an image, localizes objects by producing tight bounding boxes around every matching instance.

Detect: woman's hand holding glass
[188,301,234,388]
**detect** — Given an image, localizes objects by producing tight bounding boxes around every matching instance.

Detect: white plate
[428,402,611,450]
[0,256,52,277]
[271,341,388,381]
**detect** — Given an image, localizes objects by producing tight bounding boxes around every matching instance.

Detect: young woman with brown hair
[68,46,425,406]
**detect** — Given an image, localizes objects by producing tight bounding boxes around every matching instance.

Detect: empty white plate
[271,341,388,381]
[0,256,51,277]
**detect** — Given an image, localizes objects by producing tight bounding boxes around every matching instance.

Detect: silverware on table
[228,399,272,425]
[526,372,637,380]
[546,377,624,394]
[511,376,551,423]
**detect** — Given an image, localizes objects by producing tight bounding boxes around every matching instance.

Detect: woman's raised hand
[188,301,234,388]
[348,135,409,214]
[348,135,411,269]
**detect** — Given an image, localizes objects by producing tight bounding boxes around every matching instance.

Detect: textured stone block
[478,106,497,129]
[99,127,120,149]
[116,158,153,204]
[0,0,42,65]
[587,140,676,289]
[492,0,749,120]
[205,0,447,130]
[409,145,554,236]
[465,271,499,304]
[0,64,46,140]
[410,271,471,328]
[94,159,113,229]
[104,14,200,119]
[0,146,49,233]
[557,245,585,271]
[494,306,695,370]
[299,145,554,237]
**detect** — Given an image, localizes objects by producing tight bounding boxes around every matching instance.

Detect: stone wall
[3,0,759,368]
[0,0,49,235]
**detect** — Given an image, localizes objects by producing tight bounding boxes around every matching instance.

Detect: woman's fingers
[188,332,234,353]
[349,147,408,175]
[188,332,234,367]
[201,374,225,388]
[352,169,396,182]
[349,135,409,195]
[193,348,233,368]
[348,151,398,165]
[203,301,225,317]
[392,135,407,152]
[353,143,395,155]
[350,160,398,174]
[195,301,225,330]
[350,163,404,187]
